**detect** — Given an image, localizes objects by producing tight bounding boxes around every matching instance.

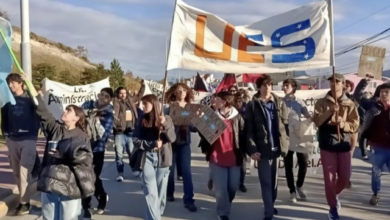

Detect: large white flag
[167,0,331,73]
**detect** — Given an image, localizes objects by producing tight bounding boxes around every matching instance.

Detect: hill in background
[1,6,141,91]
[11,26,95,74]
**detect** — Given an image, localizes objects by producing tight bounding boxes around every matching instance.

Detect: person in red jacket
[199,91,245,220]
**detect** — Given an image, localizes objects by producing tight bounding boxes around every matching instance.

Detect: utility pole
[20,0,32,81]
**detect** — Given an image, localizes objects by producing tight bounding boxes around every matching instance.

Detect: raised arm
[35,95,61,136]
[353,79,368,105]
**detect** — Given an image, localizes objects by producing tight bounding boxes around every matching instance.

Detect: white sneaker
[289,192,297,203]
[297,187,307,200]
[336,195,341,211]
[116,175,124,182]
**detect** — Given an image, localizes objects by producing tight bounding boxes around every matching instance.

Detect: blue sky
[3,0,390,81]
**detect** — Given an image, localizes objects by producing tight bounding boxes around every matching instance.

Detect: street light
[20,0,32,81]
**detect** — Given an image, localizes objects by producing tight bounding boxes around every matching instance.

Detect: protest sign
[358,45,386,80]
[250,89,327,176]
[41,78,110,120]
[169,103,200,125]
[191,105,227,144]
[143,80,165,102]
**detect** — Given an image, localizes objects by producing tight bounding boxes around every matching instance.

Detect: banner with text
[250,89,328,176]
[41,78,110,120]
[167,0,331,73]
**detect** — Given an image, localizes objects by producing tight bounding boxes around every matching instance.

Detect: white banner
[250,89,328,176]
[167,0,331,73]
[41,78,110,120]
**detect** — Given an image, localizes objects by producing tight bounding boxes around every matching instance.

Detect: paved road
[2,134,390,220]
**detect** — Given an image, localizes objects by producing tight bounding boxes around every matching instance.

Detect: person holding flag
[312,74,359,220]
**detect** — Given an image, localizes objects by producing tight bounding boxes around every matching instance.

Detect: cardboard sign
[358,45,386,80]
[170,103,200,125]
[125,110,132,121]
[191,105,227,144]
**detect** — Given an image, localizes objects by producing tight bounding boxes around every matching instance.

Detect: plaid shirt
[82,101,114,153]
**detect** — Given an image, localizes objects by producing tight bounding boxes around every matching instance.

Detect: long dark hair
[66,105,87,133]
[165,83,194,103]
[141,94,161,128]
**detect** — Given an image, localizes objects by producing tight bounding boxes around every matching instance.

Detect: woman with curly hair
[164,83,198,212]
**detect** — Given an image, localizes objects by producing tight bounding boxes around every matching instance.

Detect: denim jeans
[142,152,170,220]
[41,192,81,220]
[210,163,240,217]
[167,143,195,205]
[371,147,390,194]
[114,133,134,175]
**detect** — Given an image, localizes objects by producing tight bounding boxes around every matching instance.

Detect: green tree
[32,63,57,88]
[108,59,125,89]
[57,69,80,85]
[80,63,108,84]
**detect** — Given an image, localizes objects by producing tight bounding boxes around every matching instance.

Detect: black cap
[327,73,345,83]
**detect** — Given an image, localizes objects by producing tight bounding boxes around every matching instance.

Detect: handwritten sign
[191,105,227,144]
[358,45,386,80]
[170,103,200,125]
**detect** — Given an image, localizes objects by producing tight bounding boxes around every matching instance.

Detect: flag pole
[161,0,178,115]
[328,0,340,140]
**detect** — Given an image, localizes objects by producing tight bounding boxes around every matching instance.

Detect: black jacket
[199,108,245,166]
[1,91,40,139]
[244,93,289,159]
[34,95,95,199]
[37,137,95,199]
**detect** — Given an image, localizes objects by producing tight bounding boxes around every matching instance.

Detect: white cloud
[0,0,359,81]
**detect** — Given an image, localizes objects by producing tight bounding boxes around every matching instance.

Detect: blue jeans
[41,193,81,220]
[167,143,195,205]
[210,163,240,216]
[371,147,390,194]
[114,133,134,175]
[142,152,170,220]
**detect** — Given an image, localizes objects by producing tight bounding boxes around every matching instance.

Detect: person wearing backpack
[19,74,95,220]
[81,87,114,218]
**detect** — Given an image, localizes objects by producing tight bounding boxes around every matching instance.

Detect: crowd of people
[0,72,389,220]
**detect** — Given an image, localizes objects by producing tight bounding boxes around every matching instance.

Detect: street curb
[0,181,38,219]
[0,193,19,219]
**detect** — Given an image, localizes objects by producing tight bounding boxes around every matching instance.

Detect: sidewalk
[0,138,46,218]
[1,136,389,220]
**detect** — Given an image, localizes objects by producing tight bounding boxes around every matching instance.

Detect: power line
[335,3,390,33]
[335,27,390,57]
